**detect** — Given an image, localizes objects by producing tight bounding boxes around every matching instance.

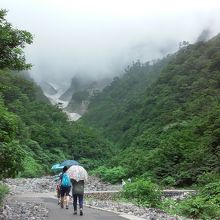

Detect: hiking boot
[60,203,64,208]
[66,205,69,209]
[80,210,83,216]
[73,211,77,215]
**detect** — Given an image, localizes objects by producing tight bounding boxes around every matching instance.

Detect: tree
[0,141,26,178]
[0,98,19,142]
[0,9,33,70]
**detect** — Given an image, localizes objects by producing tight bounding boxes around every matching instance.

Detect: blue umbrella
[51,163,64,170]
[60,160,79,167]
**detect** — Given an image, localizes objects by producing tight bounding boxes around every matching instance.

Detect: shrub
[140,171,155,180]
[19,155,44,178]
[79,157,103,170]
[200,181,220,205]
[0,184,9,206]
[174,181,220,219]
[0,141,26,179]
[122,178,161,207]
[161,176,176,187]
[91,166,127,184]
[197,172,220,186]
[179,196,220,219]
[160,181,220,219]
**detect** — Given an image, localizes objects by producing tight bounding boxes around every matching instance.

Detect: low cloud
[2,0,220,87]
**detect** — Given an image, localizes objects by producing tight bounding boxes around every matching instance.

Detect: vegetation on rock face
[82,36,220,187]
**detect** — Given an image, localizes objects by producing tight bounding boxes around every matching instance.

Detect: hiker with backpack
[60,166,71,209]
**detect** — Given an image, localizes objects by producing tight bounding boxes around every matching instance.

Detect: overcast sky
[1,0,220,86]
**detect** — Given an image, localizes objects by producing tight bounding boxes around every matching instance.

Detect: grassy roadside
[0,184,9,206]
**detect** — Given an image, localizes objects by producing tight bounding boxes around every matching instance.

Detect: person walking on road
[60,166,71,209]
[71,179,85,216]
[67,165,88,216]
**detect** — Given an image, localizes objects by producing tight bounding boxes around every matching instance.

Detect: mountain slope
[82,35,220,185]
[0,69,113,178]
[65,78,111,114]
[0,9,114,179]
[82,58,171,145]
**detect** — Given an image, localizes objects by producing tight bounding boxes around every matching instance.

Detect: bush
[122,178,161,207]
[197,172,220,186]
[200,181,220,205]
[179,196,220,219]
[161,176,176,187]
[19,155,44,178]
[91,166,127,184]
[162,181,220,219]
[184,182,220,219]
[79,157,103,170]
[0,184,9,206]
[0,141,26,179]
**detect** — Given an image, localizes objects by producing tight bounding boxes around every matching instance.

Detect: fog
[1,0,220,87]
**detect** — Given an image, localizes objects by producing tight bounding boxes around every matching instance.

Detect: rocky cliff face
[39,81,57,95]
[64,76,111,115]
[38,76,111,119]
[65,88,97,115]
[59,75,87,101]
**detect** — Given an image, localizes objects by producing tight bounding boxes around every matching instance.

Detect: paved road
[45,197,127,220]
[15,193,128,220]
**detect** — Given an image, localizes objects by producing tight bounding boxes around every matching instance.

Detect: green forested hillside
[83,36,220,186]
[83,58,171,145]
[0,70,113,178]
[0,10,113,179]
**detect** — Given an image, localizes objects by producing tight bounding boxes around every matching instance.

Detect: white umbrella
[67,165,88,182]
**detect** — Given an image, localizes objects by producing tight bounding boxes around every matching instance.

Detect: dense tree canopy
[82,35,220,186]
[0,69,114,177]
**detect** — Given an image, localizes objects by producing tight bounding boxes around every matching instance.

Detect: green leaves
[0,69,114,178]
[0,141,26,179]
[91,166,128,183]
[0,9,33,70]
[0,184,9,205]
[176,182,220,219]
[122,178,161,207]
[0,98,19,142]
[0,9,115,179]
[83,34,220,188]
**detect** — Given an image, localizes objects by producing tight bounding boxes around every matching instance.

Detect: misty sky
[1,0,220,87]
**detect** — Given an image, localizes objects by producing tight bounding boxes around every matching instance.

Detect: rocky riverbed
[0,176,189,220]
[85,199,186,220]
[0,201,48,220]
[1,176,121,195]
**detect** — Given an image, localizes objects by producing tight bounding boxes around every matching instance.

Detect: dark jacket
[71,179,84,195]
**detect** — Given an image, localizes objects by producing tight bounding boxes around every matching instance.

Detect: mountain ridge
[82,35,220,185]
